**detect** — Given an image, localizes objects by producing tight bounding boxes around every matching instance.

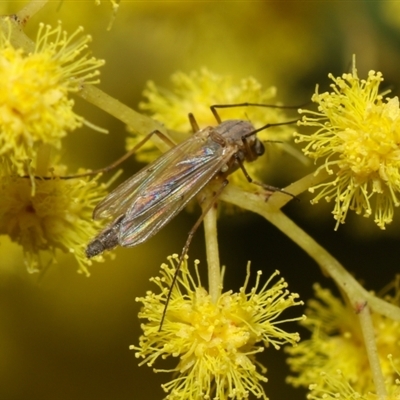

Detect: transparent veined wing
[118,141,234,246]
[93,129,209,220]
[93,127,236,247]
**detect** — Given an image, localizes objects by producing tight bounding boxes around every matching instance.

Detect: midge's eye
[254,140,265,157]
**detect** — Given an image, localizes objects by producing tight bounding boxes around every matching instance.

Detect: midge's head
[213,119,265,163]
[208,103,299,158]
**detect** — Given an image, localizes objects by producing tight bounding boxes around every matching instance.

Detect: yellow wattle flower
[0,20,104,176]
[286,282,400,397]
[0,161,112,275]
[131,255,304,400]
[295,59,400,229]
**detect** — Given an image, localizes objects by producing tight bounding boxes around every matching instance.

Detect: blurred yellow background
[1,1,400,399]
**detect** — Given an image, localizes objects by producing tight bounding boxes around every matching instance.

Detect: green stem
[358,304,387,399]
[201,197,221,303]
[79,85,170,152]
[15,0,48,25]
[219,183,400,321]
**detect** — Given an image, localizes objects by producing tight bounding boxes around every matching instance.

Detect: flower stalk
[15,0,48,26]
[200,188,222,303]
[220,183,400,321]
[357,303,387,399]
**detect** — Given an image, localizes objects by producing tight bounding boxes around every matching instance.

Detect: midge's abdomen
[86,215,124,258]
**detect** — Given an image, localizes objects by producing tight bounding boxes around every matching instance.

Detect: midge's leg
[237,118,299,200]
[159,179,229,331]
[188,113,200,133]
[234,153,298,200]
[25,129,176,180]
[210,102,302,124]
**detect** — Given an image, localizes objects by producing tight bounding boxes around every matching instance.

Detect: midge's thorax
[85,118,266,259]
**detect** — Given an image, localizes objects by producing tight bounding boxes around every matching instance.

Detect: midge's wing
[93,131,208,220]
[93,128,233,221]
[117,138,235,247]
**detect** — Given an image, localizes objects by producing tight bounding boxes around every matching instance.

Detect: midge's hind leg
[27,129,176,180]
[209,102,302,124]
